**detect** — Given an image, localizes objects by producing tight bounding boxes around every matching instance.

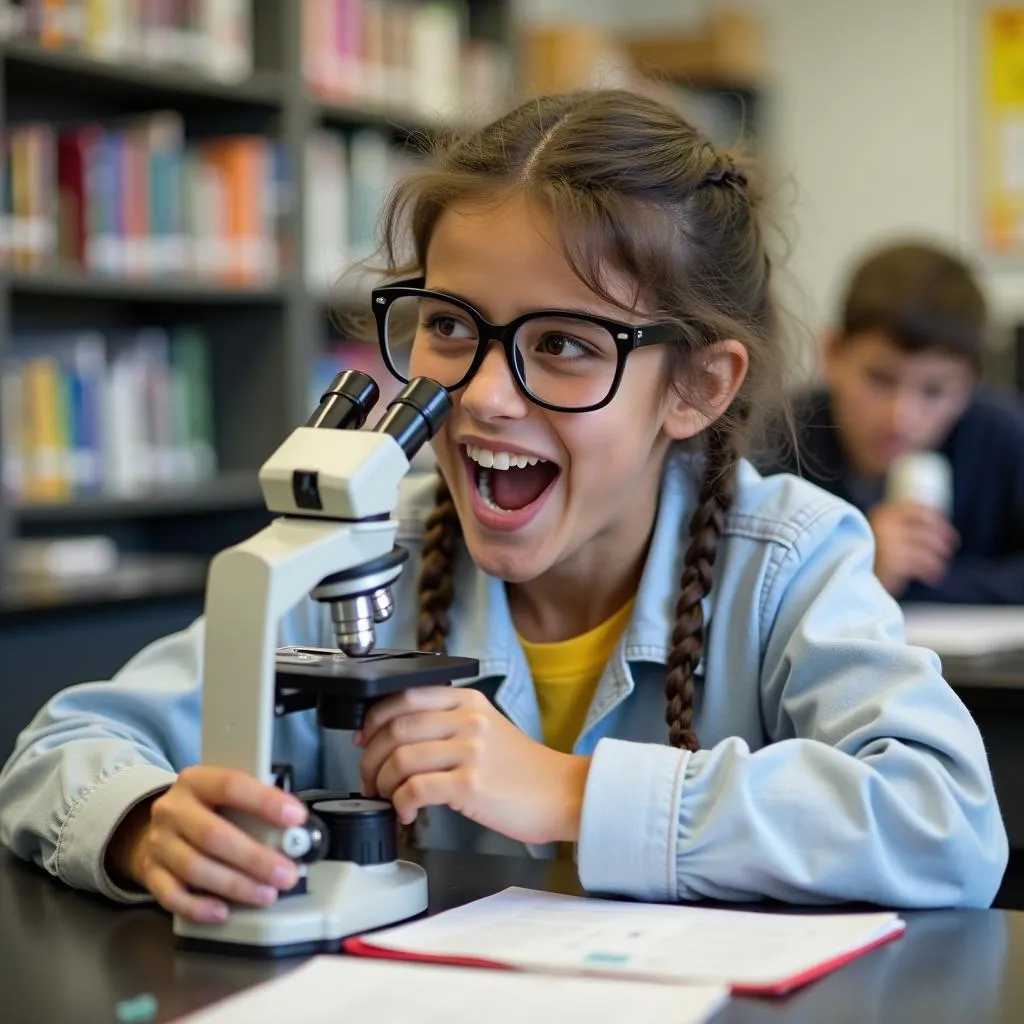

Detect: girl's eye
[538,334,593,358]
[423,314,475,340]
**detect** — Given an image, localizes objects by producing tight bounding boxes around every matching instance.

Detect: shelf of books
[0,0,263,93]
[2,112,292,289]
[303,0,511,132]
[0,0,512,612]
[3,325,218,505]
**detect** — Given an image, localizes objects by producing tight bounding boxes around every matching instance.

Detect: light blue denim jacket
[0,450,1008,908]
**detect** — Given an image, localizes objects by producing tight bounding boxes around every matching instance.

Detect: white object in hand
[886,452,953,516]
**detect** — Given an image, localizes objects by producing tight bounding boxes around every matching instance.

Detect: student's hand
[355,687,592,846]
[106,766,307,924]
[868,501,960,597]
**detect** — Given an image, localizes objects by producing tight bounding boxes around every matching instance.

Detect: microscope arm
[200,516,397,784]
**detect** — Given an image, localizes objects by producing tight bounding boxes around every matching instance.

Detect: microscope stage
[275,646,480,700]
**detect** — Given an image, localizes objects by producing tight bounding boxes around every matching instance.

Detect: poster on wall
[979,5,1024,253]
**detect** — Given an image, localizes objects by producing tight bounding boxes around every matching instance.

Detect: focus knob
[311,796,398,866]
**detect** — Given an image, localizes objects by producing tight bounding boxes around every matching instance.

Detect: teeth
[476,466,504,513]
[465,444,546,471]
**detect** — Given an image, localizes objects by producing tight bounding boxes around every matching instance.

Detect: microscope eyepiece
[306,369,380,430]
[372,377,452,460]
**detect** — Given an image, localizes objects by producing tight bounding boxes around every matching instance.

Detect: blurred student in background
[762,241,1024,604]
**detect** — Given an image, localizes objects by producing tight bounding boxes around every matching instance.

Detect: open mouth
[463,444,560,514]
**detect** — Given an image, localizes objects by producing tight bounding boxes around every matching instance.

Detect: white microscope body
[173,373,476,956]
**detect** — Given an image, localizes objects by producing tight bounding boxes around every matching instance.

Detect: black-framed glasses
[370,276,680,413]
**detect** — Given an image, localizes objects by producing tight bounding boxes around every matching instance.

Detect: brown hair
[375,89,785,752]
[840,241,987,371]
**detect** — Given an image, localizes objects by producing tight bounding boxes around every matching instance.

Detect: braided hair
[665,421,743,750]
[416,474,461,655]
[371,91,788,751]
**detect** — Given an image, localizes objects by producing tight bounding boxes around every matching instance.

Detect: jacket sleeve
[577,503,1008,908]
[0,603,325,903]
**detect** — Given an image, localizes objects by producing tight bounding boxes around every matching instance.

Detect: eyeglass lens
[383,295,621,410]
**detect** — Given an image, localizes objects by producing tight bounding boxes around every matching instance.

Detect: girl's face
[409,195,743,584]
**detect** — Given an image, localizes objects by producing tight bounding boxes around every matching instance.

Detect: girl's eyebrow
[424,283,621,323]
[423,285,489,314]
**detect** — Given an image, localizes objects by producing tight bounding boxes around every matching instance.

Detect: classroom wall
[755,0,967,334]
[515,0,1021,356]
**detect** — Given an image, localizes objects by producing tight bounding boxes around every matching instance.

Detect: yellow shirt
[518,598,636,755]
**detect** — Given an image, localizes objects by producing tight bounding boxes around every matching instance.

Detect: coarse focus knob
[311,797,398,866]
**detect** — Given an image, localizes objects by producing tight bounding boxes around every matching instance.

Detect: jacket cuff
[576,738,689,901]
[56,763,175,903]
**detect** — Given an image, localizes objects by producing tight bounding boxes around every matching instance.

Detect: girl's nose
[459,344,530,421]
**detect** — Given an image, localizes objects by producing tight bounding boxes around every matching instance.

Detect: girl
[0,91,1006,923]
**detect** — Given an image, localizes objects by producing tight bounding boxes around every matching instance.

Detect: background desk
[944,650,1024,909]
[1,850,1022,1024]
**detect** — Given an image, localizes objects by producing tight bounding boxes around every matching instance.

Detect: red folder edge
[343,920,905,998]
[731,922,906,997]
[343,937,514,974]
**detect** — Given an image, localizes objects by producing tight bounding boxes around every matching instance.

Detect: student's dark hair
[374,89,784,752]
[839,241,987,370]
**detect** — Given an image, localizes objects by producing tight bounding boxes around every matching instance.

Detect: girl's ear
[662,339,749,441]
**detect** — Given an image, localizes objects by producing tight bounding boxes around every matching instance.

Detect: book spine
[57,127,87,265]
[70,331,106,494]
[171,326,216,481]
[1,360,24,499]
[22,356,70,501]
[39,0,64,49]
[304,130,348,294]
[0,129,11,265]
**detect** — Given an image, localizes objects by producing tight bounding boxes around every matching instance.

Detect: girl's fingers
[156,794,298,891]
[144,861,229,924]
[390,771,455,826]
[177,766,306,828]
[357,687,463,747]
[374,740,471,799]
[359,710,464,793]
[154,834,283,909]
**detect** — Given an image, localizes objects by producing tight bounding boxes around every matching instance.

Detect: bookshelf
[1,36,286,106]
[5,266,289,302]
[0,0,513,763]
[0,0,514,610]
[17,469,262,523]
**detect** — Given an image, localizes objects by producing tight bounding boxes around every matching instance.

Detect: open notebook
[181,955,730,1024]
[344,887,906,997]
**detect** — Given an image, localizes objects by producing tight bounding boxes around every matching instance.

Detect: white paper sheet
[354,887,904,992]
[902,604,1024,657]
[179,955,729,1024]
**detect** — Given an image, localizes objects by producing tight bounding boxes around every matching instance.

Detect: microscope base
[173,859,427,957]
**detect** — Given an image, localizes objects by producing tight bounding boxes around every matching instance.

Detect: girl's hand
[355,687,591,846]
[106,766,308,924]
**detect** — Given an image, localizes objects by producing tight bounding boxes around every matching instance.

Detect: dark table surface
[2,851,1022,1024]
[943,649,1024,690]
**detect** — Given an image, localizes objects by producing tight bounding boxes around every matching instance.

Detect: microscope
[173,371,480,957]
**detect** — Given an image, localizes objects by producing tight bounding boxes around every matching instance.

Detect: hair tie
[703,161,748,190]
